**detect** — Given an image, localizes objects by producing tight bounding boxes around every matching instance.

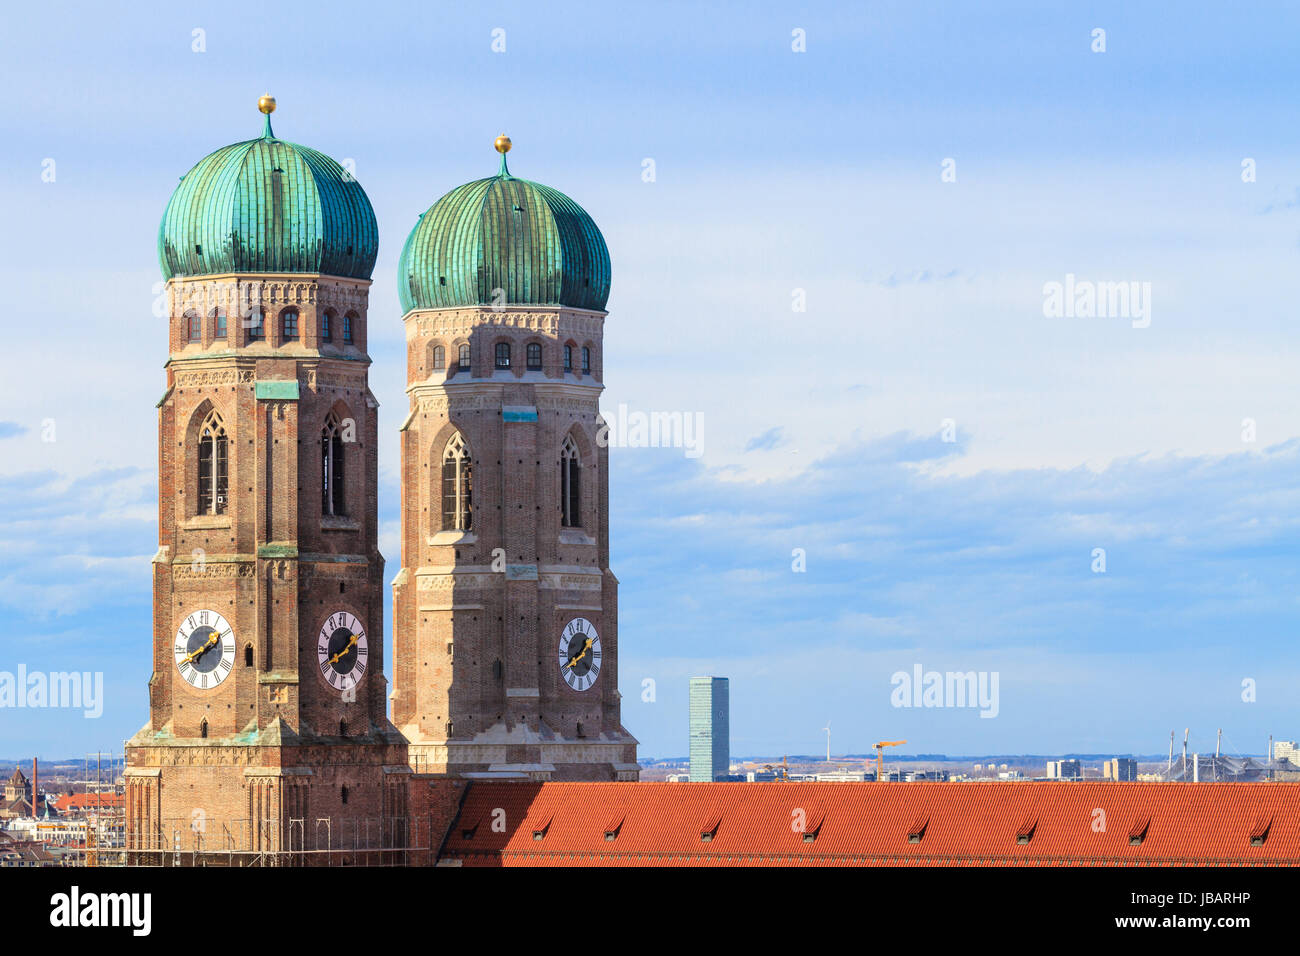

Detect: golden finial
[494,134,512,154]
[258,94,277,115]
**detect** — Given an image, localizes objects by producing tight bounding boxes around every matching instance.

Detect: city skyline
[5,0,1300,761]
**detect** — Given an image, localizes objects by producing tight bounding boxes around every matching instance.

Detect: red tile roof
[51,793,123,814]
[440,781,1300,866]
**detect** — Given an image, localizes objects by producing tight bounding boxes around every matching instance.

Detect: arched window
[342,314,355,344]
[458,344,471,370]
[339,718,348,737]
[248,310,265,340]
[581,346,591,374]
[200,719,208,740]
[197,410,228,515]
[561,435,581,527]
[214,311,227,340]
[244,644,254,667]
[526,343,542,370]
[564,344,573,372]
[432,345,445,370]
[186,312,201,342]
[281,309,299,341]
[321,310,333,342]
[322,412,346,517]
[442,433,473,531]
[495,342,511,369]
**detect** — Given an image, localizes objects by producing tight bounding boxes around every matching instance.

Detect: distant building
[1046,759,1081,780]
[0,768,33,822]
[814,771,870,782]
[1275,741,1299,764]
[689,677,729,782]
[1103,758,1138,781]
[904,770,950,782]
[0,830,55,867]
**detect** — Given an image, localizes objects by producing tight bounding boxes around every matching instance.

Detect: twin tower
[125,97,638,852]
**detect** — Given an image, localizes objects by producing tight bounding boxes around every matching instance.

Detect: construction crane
[759,755,791,781]
[874,740,906,782]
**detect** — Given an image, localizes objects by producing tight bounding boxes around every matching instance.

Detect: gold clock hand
[328,633,360,666]
[183,633,219,664]
[567,637,594,667]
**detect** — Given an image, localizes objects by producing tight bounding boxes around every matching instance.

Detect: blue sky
[3,1,1300,760]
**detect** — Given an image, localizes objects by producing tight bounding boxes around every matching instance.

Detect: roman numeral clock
[558,617,602,692]
[318,611,369,694]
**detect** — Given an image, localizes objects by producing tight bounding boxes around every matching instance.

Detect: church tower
[125,97,409,860]
[392,137,639,781]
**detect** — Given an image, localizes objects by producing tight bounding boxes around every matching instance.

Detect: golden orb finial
[494,134,512,154]
[258,94,277,115]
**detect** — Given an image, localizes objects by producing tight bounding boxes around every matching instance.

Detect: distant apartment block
[1046,759,1082,780]
[689,677,729,782]
[1275,741,1299,765]
[1103,757,1138,781]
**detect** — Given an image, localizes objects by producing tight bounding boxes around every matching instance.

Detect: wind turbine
[822,721,831,763]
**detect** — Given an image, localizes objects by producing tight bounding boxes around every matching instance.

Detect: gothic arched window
[526,343,542,370]
[281,309,299,341]
[442,433,473,531]
[342,313,355,344]
[214,310,227,340]
[197,410,228,515]
[186,312,201,342]
[560,435,581,527]
[495,342,511,369]
[564,344,573,373]
[458,344,471,370]
[581,346,591,374]
[432,345,445,370]
[322,412,346,517]
[321,310,333,342]
[248,310,265,340]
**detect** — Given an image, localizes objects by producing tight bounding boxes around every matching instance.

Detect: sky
[2,0,1300,761]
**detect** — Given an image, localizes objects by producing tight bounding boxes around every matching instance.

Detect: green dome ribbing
[398,154,611,314]
[159,116,378,281]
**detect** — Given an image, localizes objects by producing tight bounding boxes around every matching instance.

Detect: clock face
[173,610,236,690]
[317,611,368,693]
[558,617,601,692]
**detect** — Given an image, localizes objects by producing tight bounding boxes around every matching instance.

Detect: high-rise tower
[392,137,639,781]
[125,97,409,859]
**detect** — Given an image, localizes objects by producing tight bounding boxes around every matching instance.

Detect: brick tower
[125,96,409,861]
[391,136,639,781]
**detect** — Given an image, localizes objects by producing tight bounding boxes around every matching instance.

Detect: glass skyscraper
[689,677,730,782]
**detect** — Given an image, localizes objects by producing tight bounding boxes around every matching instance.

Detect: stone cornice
[402,305,606,340]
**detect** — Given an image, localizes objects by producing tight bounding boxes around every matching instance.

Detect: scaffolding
[114,815,443,867]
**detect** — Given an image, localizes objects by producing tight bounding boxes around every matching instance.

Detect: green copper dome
[398,146,611,314]
[158,107,378,281]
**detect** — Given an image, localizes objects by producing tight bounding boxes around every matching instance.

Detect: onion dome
[158,95,378,281]
[398,135,611,314]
